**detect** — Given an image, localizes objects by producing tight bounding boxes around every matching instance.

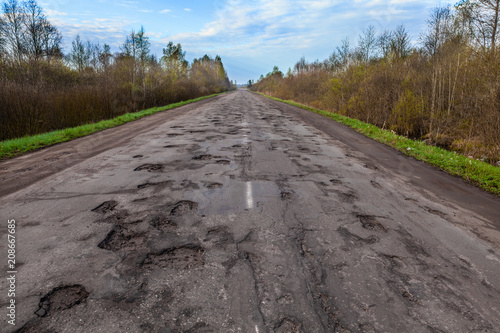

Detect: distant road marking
[246,182,254,209]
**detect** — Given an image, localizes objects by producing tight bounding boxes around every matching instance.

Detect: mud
[1,90,499,332]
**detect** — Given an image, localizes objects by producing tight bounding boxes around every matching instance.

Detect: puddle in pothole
[198,181,280,215]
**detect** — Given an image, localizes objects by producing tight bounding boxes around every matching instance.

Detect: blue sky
[40,0,446,83]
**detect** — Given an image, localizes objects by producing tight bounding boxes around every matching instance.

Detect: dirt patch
[134,164,164,172]
[358,214,387,232]
[170,200,198,216]
[35,285,89,317]
[92,200,118,214]
[142,245,205,270]
[98,225,145,252]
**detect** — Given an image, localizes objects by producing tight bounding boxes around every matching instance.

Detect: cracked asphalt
[1,90,500,332]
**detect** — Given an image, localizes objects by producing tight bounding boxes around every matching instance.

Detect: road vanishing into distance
[1,89,500,333]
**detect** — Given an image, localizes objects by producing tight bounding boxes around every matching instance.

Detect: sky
[38,0,446,83]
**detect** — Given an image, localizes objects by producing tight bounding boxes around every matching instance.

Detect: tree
[161,41,188,79]
[0,16,5,59]
[98,44,112,71]
[378,30,392,58]
[0,0,24,63]
[121,27,150,89]
[421,6,453,56]
[294,56,307,74]
[337,37,351,68]
[134,26,150,67]
[390,24,412,59]
[22,0,61,62]
[358,25,377,62]
[456,0,500,53]
[68,34,88,72]
[271,65,283,78]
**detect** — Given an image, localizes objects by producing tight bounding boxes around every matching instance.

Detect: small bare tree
[1,0,24,63]
[358,25,377,62]
[390,24,412,59]
[421,6,453,56]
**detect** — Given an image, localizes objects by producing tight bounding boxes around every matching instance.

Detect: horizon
[34,0,445,83]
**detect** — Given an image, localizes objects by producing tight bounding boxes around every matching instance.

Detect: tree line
[251,0,500,163]
[0,0,234,141]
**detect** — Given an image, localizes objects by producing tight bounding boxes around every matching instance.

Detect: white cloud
[44,9,69,17]
[160,9,171,14]
[184,8,192,12]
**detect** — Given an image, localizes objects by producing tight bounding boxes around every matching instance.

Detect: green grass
[0,93,226,160]
[256,92,500,196]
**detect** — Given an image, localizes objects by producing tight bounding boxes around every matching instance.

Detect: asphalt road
[1,90,499,332]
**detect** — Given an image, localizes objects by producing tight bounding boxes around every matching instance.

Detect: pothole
[35,285,89,317]
[274,317,303,333]
[215,160,230,165]
[98,225,145,251]
[92,200,118,214]
[99,210,129,224]
[281,191,293,200]
[205,182,223,189]
[170,200,198,216]
[337,191,358,203]
[192,154,213,161]
[203,227,234,244]
[426,207,447,218]
[133,155,143,158]
[358,215,387,232]
[330,179,343,185]
[149,214,177,231]
[137,180,172,189]
[134,164,164,172]
[141,245,205,269]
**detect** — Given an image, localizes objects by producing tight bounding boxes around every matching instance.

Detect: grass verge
[256,92,500,196]
[0,92,226,160]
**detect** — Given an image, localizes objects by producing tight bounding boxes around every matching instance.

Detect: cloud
[160,9,171,14]
[44,9,69,17]
[45,13,135,50]
[184,8,192,12]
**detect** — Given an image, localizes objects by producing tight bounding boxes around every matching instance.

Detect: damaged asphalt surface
[1,90,499,332]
